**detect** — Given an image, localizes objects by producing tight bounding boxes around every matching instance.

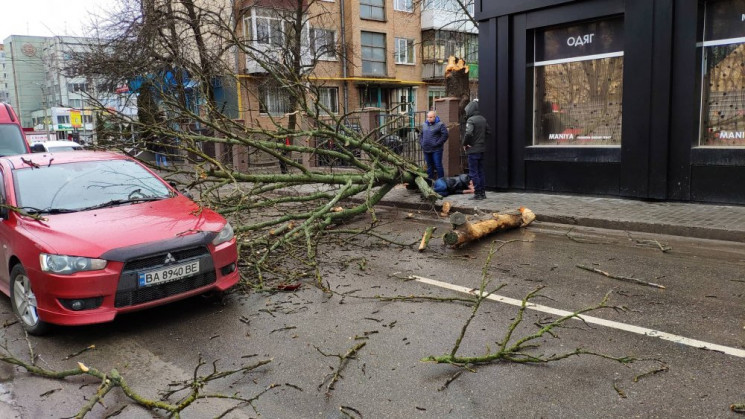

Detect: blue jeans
[155,153,168,167]
[424,150,444,180]
[467,153,484,193]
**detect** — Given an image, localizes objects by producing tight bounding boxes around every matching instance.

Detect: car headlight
[212,222,235,246]
[40,254,107,275]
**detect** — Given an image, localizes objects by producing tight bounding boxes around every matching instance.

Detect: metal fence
[378,110,426,167]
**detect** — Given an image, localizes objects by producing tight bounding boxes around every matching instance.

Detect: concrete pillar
[232,145,249,172]
[435,97,464,176]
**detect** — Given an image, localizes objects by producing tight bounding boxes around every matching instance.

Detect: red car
[0,151,239,334]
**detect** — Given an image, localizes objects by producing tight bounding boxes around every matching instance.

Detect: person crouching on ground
[433,174,474,197]
[463,100,490,200]
[419,110,449,181]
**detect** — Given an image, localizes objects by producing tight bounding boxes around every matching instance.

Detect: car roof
[36,140,83,148]
[2,151,131,169]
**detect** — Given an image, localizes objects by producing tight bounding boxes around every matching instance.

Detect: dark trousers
[467,152,485,194]
[424,150,444,180]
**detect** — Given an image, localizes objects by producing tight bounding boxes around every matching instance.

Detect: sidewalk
[375,186,745,243]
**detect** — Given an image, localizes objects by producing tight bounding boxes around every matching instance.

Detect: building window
[428,87,445,110]
[311,28,336,60]
[259,84,291,115]
[244,8,286,46]
[360,0,384,20]
[318,87,339,114]
[392,87,415,112]
[69,99,82,108]
[67,82,87,93]
[395,38,415,64]
[56,115,70,124]
[361,31,386,76]
[699,0,745,146]
[532,17,624,146]
[394,0,413,12]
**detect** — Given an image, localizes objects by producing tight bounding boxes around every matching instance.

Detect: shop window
[699,0,745,146]
[361,31,386,76]
[531,17,624,146]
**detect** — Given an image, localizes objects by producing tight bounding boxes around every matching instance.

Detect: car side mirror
[30,143,45,153]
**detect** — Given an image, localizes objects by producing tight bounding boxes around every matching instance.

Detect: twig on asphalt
[576,264,666,289]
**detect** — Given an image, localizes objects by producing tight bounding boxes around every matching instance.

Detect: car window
[0,124,30,156]
[13,159,172,212]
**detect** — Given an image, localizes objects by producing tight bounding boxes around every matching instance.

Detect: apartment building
[234,0,477,129]
[3,35,138,143]
[0,45,9,103]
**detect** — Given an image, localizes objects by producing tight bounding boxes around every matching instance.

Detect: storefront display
[532,17,624,146]
[700,0,745,146]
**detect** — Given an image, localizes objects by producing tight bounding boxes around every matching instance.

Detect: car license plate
[138,260,200,287]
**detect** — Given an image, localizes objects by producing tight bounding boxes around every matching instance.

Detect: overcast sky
[1,0,117,42]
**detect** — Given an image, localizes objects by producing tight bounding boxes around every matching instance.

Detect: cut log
[419,226,437,251]
[443,207,535,247]
[440,201,452,217]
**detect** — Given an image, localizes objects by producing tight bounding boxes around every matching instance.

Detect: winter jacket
[463,101,489,155]
[433,174,471,197]
[419,116,449,153]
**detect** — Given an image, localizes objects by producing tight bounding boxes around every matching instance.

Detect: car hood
[20,196,227,258]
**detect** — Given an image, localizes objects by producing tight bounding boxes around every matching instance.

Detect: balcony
[244,44,312,75]
[421,8,477,33]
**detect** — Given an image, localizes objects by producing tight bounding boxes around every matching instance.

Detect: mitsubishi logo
[164,253,177,264]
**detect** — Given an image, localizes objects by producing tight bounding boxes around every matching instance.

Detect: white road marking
[413,275,745,358]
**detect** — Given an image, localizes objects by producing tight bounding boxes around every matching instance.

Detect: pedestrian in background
[463,100,490,200]
[419,110,449,180]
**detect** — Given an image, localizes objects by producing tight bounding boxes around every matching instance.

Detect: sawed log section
[443,207,536,247]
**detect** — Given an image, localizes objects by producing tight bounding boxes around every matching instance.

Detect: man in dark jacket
[462,100,490,200]
[433,174,474,197]
[419,111,449,180]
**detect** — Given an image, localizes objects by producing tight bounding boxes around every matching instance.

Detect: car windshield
[13,159,172,213]
[0,124,29,156]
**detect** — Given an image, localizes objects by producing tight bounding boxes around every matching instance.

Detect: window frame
[258,84,292,116]
[394,0,413,13]
[318,87,339,114]
[361,31,387,76]
[395,37,415,65]
[360,0,385,21]
[310,28,337,61]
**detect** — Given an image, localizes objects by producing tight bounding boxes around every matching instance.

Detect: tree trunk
[443,208,536,247]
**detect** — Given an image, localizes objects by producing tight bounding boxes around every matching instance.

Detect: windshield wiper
[18,206,78,215]
[77,197,164,211]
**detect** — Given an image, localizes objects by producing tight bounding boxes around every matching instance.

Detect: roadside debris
[576,264,666,289]
[418,226,437,251]
[443,207,535,247]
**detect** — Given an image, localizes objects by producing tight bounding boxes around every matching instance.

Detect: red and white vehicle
[0,104,31,155]
[0,151,239,334]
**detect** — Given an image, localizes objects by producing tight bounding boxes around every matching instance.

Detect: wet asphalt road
[1,207,744,418]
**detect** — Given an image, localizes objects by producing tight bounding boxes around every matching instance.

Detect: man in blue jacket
[419,110,449,180]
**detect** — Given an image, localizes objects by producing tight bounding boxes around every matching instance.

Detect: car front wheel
[10,264,50,335]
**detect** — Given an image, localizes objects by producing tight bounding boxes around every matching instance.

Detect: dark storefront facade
[477,0,745,204]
